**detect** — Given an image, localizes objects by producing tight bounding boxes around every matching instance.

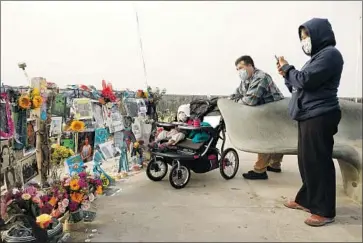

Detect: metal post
[133,4,149,90]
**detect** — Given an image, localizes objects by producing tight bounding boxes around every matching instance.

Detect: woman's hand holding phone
[275,55,285,77]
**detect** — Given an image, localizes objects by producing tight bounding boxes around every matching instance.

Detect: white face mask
[238,69,249,81]
[301,37,312,54]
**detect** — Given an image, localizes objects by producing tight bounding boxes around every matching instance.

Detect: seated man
[231,55,285,180]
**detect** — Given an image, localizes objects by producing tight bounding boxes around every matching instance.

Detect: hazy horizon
[1,1,362,97]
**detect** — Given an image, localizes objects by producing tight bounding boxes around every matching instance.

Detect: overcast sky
[1,1,362,96]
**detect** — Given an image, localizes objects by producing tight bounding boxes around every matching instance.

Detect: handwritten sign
[65,154,84,176]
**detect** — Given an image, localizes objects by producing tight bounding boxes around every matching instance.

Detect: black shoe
[267,166,282,173]
[242,170,268,180]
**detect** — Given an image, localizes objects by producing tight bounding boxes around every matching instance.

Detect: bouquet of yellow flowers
[51,145,75,166]
[50,145,75,181]
[18,88,43,110]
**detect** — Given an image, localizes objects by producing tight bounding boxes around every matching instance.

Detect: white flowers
[81,201,91,211]
[62,198,69,208]
[88,193,95,202]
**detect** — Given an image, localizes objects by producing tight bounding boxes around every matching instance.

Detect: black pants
[295,110,341,218]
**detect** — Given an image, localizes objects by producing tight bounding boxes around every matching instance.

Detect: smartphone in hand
[274,55,279,63]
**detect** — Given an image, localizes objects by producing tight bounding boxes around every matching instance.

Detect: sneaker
[267,166,282,173]
[242,170,268,180]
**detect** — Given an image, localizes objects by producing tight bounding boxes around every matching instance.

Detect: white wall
[1,1,361,97]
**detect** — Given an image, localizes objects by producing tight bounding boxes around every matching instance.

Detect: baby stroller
[146,98,239,189]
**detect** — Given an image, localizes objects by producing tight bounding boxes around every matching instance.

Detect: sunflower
[70,192,84,204]
[32,95,43,108]
[31,88,40,97]
[18,95,31,109]
[70,120,85,132]
[69,179,80,191]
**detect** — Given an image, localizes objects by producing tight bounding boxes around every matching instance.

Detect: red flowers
[101,80,117,103]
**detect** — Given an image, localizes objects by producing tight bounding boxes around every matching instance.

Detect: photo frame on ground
[77,131,95,162]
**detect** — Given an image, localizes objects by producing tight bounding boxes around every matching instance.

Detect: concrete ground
[71,148,362,242]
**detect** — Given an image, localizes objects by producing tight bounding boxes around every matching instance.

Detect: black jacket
[282,18,344,121]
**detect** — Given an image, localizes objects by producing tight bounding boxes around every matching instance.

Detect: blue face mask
[239,69,249,81]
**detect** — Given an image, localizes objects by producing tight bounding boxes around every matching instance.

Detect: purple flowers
[79,172,87,179]
[40,195,50,203]
[78,179,88,189]
[40,203,53,214]
[69,201,79,212]
[23,186,37,197]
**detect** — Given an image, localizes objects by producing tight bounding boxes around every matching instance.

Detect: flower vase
[69,209,84,223]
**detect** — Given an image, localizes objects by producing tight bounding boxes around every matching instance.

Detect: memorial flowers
[17,88,43,110]
[32,95,43,108]
[69,120,85,132]
[0,187,43,220]
[18,94,31,109]
[51,145,75,180]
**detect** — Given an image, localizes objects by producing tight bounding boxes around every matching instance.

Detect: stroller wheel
[219,148,239,180]
[146,157,168,181]
[169,164,191,189]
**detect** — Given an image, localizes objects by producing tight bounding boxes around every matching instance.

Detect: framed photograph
[0,142,11,173]
[51,94,67,117]
[20,153,38,184]
[73,98,93,120]
[4,153,23,190]
[60,132,75,150]
[77,131,95,162]
[99,141,117,160]
[50,117,63,136]
[23,119,37,157]
[0,99,14,140]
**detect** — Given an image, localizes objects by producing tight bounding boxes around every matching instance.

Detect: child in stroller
[146,98,240,189]
[149,104,210,151]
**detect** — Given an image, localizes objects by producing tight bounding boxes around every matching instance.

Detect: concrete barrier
[218,98,362,203]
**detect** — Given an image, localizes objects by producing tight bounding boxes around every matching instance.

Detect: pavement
[70,145,362,242]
